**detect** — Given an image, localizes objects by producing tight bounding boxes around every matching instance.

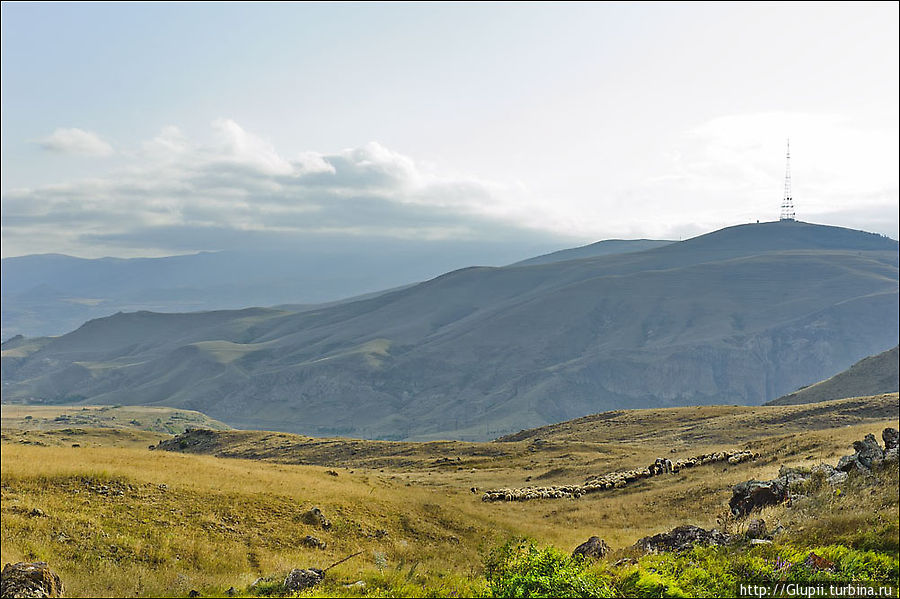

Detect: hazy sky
[2,2,898,258]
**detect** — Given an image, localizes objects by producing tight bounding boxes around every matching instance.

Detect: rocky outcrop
[0,562,64,598]
[572,537,610,560]
[731,428,897,517]
[283,568,323,592]
[837,434,885,472]
[635,525,731,553]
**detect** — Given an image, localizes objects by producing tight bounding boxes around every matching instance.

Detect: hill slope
[510,239,672,266]
[767,346,899,405]
[2,221,898,440]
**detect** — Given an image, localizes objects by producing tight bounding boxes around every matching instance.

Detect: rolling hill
[2,220,898,440]
[767,345,899,405]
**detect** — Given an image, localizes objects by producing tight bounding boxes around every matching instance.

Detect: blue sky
[2,2,898,257]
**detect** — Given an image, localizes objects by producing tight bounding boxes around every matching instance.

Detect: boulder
[729,479,787,517]
[301,535,326,550]
[837,433,886,472]
[883,428,899,452]
[635,525,731,553]
[283,568,324,592]
[0,562,64,598]
[572,537,610,559]
[853,434,885,469]
[300,507,331,530]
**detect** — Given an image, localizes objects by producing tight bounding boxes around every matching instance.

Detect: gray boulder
[284,568,323,592]
[635,525,731,553]
[0,562,64,598]
[853,434,885,468]
[572,537,610,559]
[301,535,326,550]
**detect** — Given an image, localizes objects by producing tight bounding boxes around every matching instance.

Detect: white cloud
[2,120,569,257]
[36,128,115,157]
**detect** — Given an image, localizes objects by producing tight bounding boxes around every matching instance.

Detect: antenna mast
[780,138,795,221]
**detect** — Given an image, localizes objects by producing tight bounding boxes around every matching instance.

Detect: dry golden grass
[1,395,897,597]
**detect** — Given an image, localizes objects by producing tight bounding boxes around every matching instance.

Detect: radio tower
[780,138,795,221]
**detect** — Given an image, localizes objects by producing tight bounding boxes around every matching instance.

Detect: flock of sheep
[480,449,758,502]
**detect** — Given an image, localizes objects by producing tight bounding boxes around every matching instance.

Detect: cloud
[2,120,570,257]
[35,128,115,157]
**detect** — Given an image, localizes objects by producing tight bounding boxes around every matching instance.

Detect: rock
[301,535,326,550]
[884,447,899,464]
[745,519,767,539]
[750,539,773,545]
[827,471,849,485]
[572,536,610,559]
[325,470,339,477]
[853,434,885,469]
[729,479,787,517]
[300,507,331,530]
[777,466,810,487]
[836,454,863,473]
[283,568,323,592]
[1,562,64,598]
[635,525,731,553]
[836,433,887,472]
[613,557,637,567]
[883,428,899,451]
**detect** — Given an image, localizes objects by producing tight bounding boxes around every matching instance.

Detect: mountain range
[2,220,897,440]
[0,239,668,339]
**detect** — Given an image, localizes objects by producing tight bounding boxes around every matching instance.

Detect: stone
[300,507,331,530]
[852,434,885,469]
[283,568,323,592]
[572,536,610,559]
[635,525,731,553]
[0,562,64,598]
[750,539,773,545]
[827,471,849,485]
[301,535,326,550]
[745,519,767,539]
[883,428,899,451]
[729,479,787,517]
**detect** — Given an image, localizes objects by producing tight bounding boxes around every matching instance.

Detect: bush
[484,538,613,598]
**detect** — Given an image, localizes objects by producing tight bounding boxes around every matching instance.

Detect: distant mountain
[510,239,672,266]
[1,239,567,339]
[767,346,899,406]
[2,220,898,440]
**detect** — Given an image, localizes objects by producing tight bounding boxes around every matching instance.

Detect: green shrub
[484,538,613,598]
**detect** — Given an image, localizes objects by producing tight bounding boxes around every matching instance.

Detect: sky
[1,2,898,259]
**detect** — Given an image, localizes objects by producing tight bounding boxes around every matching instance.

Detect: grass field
[1,395,897,597]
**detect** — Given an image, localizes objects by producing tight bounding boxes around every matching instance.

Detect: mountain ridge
[2,221,897,440]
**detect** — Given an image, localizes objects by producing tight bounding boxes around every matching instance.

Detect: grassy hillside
[2,396,896,597]
[3,221,898,441]
[768,346,899,406]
